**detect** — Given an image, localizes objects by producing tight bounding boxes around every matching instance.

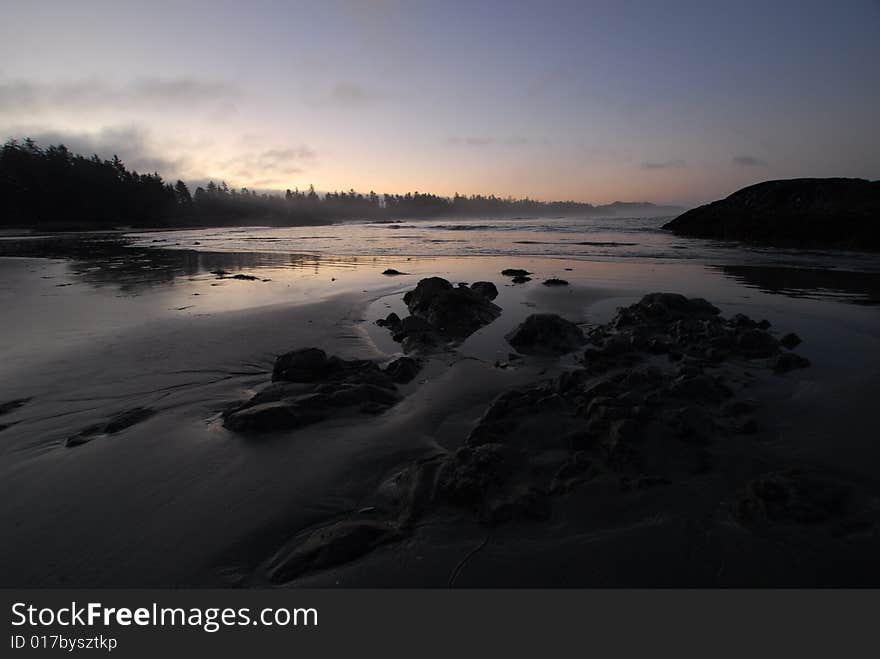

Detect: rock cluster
[501,268,531,283]
[223,349,420,433]
[581,292,809,374]
[260,292,877,586]
[377,277,501,352]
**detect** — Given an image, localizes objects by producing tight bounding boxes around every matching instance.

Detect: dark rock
[376,312,401,328]
[729,313,756,328]
[385,356,420,384]
[773,352,811,373]
[0,397,31,416]
[668,374,729,403]
[735,329,779,358]
[512,275,531,284]
[382,269,406,275]
[604,418,642,453]
[439,444,512,508]
[740,418,759,434]
[506,314,586,355]
[470,281,499,300]
[551,452,594,489]
[400,277,501,340]
[402,277,453,310]
[542,278,569,287]
[482,487,551,526]
[272,348,333,382]
[67,407,155,447]
[223,400,327,433]
[669,406,715,443]
[501,268,531,277]
[267,520,402,583]
[231,273,259,280]
[636,293,720,317]
[104,407,155,433]
[720,398,759,416]
[223,383,400,432]
[662,178,880,250]
[227,349,403,433]
[780,332,802,349]
[273,352,394,387]
[735,469,854,526]
[395,315,434,338]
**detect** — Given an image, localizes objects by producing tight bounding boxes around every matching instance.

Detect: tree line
[0,138,602,229]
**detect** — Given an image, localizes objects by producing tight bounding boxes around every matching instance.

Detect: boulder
[402,277,453,312]
[470,281,499,300]
[636,293,720,317]
[272,348,333,382]
[267,520,402,583]
[399,277,501,340]
[226,349,403,433]
[506,314,586,355]
[376,312,401,328]
[780,332,802,349]
[662,178,880,250]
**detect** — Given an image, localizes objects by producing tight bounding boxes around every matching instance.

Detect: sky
[0,0,878,206]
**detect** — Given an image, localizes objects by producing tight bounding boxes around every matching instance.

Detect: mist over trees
[0,139,667,229]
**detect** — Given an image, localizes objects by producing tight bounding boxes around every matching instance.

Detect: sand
[1,252,879,586]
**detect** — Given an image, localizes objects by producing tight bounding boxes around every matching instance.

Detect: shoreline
[1,245,879,586]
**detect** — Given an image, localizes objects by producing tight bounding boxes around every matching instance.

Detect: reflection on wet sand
[0,234,390,294]
[715,264,880,305]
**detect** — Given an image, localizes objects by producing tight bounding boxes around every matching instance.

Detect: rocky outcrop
[663,178,880,250]
[377,277,501,352]
[224,348,414,433]
[506,314,586,355]
[257,293,833,583]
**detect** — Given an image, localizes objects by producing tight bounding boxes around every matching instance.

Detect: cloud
[3,121,318,188]
[641,159,686,170]
[0,77,239,115]
[3,125,190,175]
[216,146,317,182]
[732,155,766,167]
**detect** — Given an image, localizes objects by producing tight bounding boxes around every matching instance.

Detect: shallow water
[125,216,880,273]
[2,219,880,377]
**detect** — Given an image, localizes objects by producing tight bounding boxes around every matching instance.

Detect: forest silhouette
[1,138,665,229]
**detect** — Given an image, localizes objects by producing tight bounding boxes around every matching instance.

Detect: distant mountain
[594,201,685,217]
[662,178,880,250]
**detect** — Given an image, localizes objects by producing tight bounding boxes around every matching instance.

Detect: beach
[2,219,880,587]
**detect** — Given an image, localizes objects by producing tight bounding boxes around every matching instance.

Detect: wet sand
[1,245,880,586]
